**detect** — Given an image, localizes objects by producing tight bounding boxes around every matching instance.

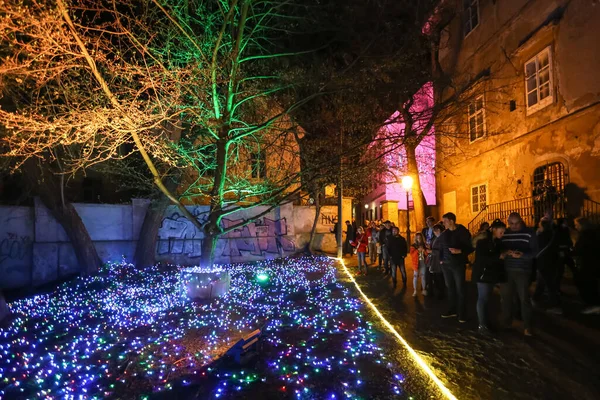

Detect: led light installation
[0,257,416,399]
[336,257,457,400]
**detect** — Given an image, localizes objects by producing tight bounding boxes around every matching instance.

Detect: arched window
[533,162,567,194]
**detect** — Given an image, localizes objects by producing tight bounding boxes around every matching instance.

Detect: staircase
[467,197,600,233]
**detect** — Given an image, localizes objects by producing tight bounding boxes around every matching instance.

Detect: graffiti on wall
[221,217,295,257]
[157,209,208,258]
[156,207,295,259]
[320,213,337,226]
[0,233,31,272]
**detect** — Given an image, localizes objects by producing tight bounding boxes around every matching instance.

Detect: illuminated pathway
[335,257,457,400]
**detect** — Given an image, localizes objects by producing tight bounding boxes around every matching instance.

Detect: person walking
[439,212,473,322]
[368,222,378,265]
[428,224,446,299]
[388,226,408,288]
[422,216,436,246]
[343,220,354,257]
[422,216,436,293]
[574,218,600,314]
[410,233,429,297]
[330,221,340,249]
[379,220,393,275]
[501,212,537,336]
[351,226,369,276]
[472,219,507,334]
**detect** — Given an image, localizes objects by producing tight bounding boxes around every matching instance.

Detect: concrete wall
[0,200,344,290]
[293,204,342,254]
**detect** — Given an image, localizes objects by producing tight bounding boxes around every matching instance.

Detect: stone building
[434,0,600,231]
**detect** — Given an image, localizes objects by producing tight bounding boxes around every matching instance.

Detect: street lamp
[401,176,414,245]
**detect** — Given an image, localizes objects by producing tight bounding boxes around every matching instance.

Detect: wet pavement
[337,256,600,400]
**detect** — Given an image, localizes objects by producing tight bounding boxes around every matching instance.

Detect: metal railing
[468,196,600,232]
[581,198,600,224]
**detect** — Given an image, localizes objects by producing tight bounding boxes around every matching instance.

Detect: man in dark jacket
[343,220,354,257]
[439,212,473,322]
[379,220,393,274]
[388,226,408,287]
[501,212,538,336]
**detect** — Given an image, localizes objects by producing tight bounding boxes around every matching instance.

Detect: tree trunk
[308,193,322,253]
[25,160,102,276]
[200,135,229,267]
[0,290,9,323]
[405,144,426,231]
[201,231,218,267]
[134,198,170,268]
[134,179,179,268]
[50,202,102,275]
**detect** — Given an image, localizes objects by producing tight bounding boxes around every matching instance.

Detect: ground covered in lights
[1,256,435,399]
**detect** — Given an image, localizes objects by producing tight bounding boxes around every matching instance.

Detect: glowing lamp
[256,272,270,284]
[401,175,413,190]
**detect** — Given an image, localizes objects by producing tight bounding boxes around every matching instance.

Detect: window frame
[470,182,488,214]
[524,46,554,115]
[467,94,486,143]
[463,0,480,37]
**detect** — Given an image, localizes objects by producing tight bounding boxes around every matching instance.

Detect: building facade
[434,0,600,231]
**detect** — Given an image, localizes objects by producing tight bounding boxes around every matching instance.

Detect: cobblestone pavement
[337,255,600,400]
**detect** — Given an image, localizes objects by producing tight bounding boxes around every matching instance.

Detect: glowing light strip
[334,257,457,400]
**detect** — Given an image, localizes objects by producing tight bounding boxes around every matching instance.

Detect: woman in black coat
[473,219,507,333]
[533,217,560,308]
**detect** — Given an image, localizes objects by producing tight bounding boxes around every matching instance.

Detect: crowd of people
[340,212,600,337]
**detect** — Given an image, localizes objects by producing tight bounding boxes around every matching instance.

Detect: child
[410,233,429,297]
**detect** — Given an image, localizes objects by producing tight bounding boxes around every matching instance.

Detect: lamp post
[401,176,414,246]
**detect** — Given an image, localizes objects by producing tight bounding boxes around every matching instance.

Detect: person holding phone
[501,212,538,336]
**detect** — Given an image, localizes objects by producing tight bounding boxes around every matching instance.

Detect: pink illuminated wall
[363,82,436,212]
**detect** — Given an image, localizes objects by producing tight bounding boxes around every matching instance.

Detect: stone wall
[435,0,600,226]
[0,200,340,290]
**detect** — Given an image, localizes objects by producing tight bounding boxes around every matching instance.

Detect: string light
[335,257,458,400]
[0,256,419,398]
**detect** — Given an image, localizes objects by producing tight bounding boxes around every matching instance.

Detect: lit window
[251,150,266,179]
[464,0,479,36]
[468,95,485,142]
[471,183,487,213]
[525,46,553,113]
